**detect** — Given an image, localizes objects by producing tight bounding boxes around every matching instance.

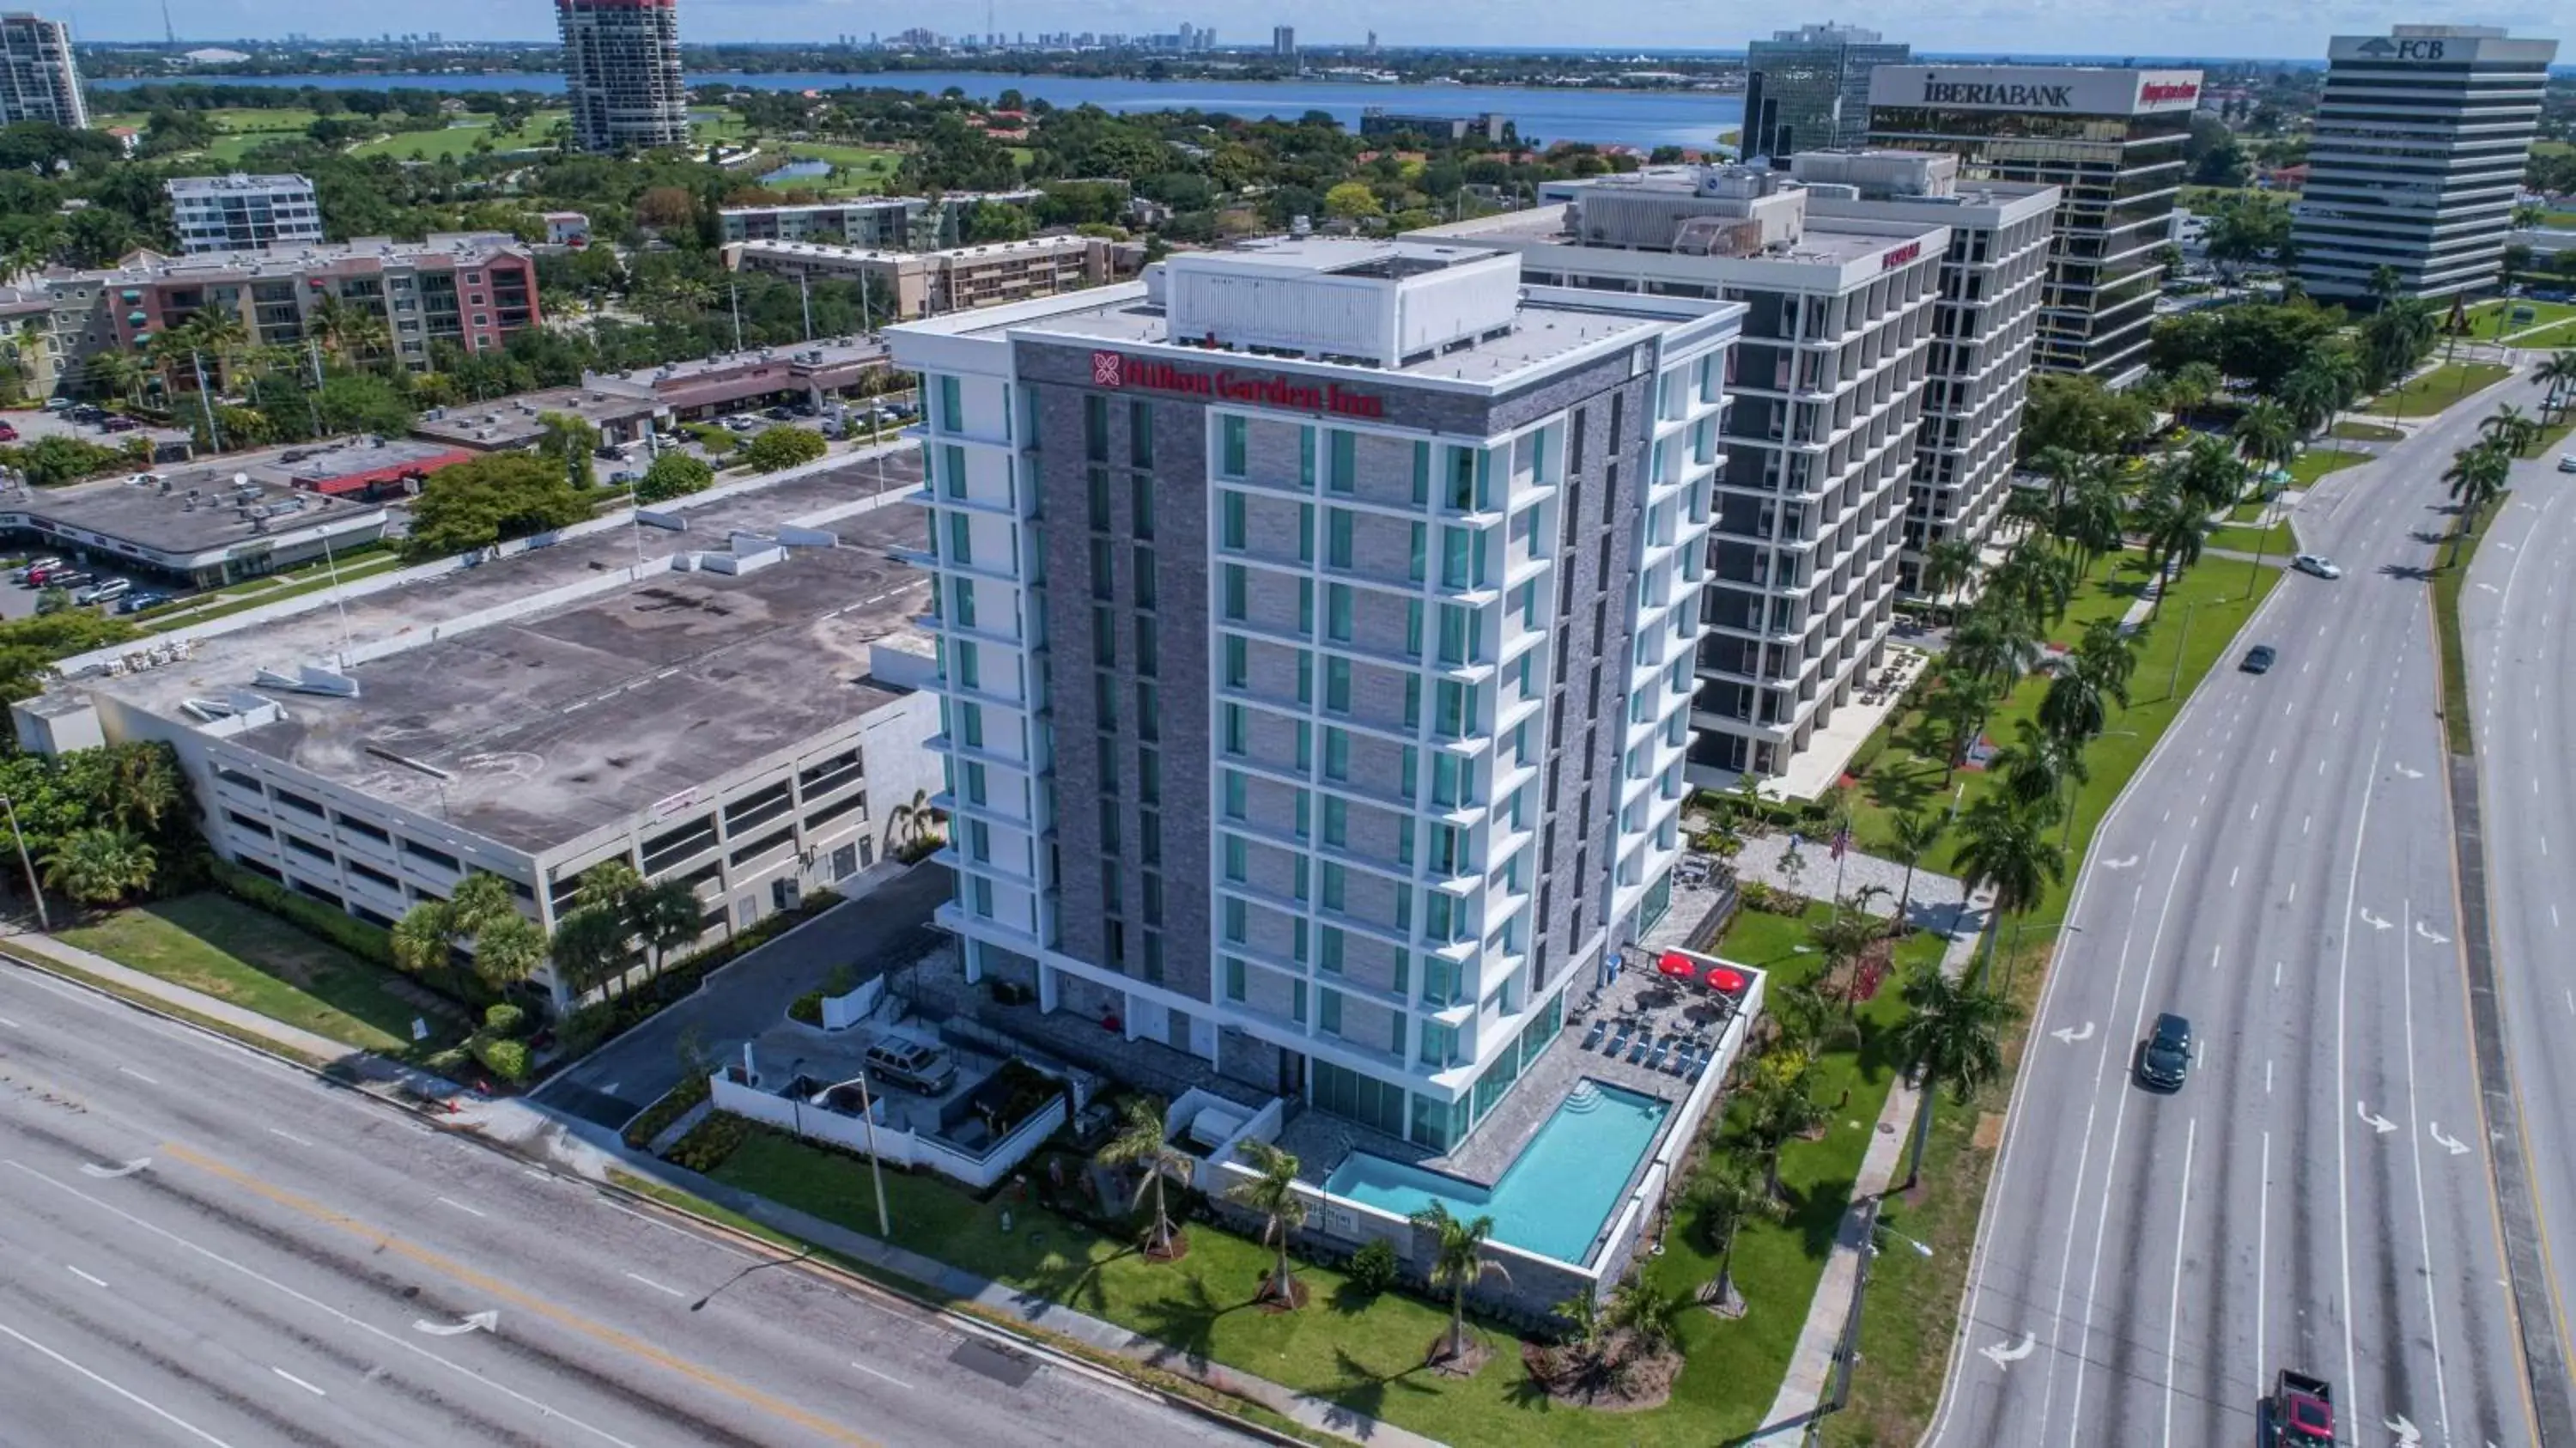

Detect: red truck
[2265,1369,2334,1446]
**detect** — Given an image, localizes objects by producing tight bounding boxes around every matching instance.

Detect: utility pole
[2,794,48,933]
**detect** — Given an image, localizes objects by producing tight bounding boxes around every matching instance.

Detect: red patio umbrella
[1702,964,1748,995]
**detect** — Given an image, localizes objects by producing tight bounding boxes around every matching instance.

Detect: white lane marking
[2256,1131,2271,1400]
[1,1160,643,1448]
[434,1196,487,1220]
[2332,728,2390,1418]
[266,1129,313,1147]
[0,1318,239,1447]
[2160,1116,2199,1448]
[271,1366,327,1397]
[848,1360,914,1390]
[2064,860,2191,1448]
[64,1264,106,1287]
[624,1272,687,1299]
[116,1067,158,1085]
[2398,899,2454,1444]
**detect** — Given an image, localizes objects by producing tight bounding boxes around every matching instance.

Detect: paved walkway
[0,925,1431,1448]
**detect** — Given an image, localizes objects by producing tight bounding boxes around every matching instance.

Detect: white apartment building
[1413,167,1945,790]
[889,240,1741,1148]
[0,10,82,128]
[167,174,325,255]
[1789,151,2058,589]
[2292,26,2562,303]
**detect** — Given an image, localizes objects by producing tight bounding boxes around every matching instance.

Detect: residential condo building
[1741,23,1909,161]
[167,174,325,255]
[2291,26,2561,303]
[0,10,83,128]
[1868,64,2202,388]
[1414,165,1947,790]
[889,239,1742,1147]
[1788,151,2057,588]
[559,0,689,154]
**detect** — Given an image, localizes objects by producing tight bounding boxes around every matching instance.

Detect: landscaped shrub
[621,1073,712,1150]
[664,1110,751,1173]
[483,1002,528,1037]
[1346,1237,1400,1296]
[471,1034,531,1084]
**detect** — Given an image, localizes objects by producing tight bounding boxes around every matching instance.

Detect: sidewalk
[0,928,1434,1448]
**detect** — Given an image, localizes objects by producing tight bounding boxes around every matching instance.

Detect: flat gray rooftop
[98,451,933,855]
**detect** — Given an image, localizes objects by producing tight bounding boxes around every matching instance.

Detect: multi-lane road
[0,960,1244,1448]
[2465,395,2576,1439]
[1930,370,2560,1448]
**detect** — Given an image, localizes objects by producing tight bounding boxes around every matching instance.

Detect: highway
[2462,396,2576,1433]
[0,961,1243,1448]
[1928,370,2553,1448]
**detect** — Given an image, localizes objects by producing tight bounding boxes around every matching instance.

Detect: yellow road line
[159,1141,878,1448]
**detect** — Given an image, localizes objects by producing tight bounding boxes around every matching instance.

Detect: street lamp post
[1,794,46,932]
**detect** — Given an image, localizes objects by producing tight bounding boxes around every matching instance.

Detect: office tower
[1868,64,2201,387]
[2292,26,2560,303]
[559,0,688,154]
[0,11,85,128]
[889,239,1741,1144]
[1741,23,1909,161]
[1415,166,1947,790]
[1788,151,2057,591]
[166,173,325,254]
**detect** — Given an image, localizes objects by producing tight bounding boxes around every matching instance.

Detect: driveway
[534,862,952,1131]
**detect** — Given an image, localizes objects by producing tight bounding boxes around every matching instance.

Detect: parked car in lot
[2291,553,2342,580]
[864,1037,957,1096]
[2240,644,2278,674]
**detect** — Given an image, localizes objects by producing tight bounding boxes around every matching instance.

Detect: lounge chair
[1583,1019,1609,1053]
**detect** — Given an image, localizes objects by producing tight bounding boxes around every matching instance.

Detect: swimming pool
[1321,1080,1668,1263]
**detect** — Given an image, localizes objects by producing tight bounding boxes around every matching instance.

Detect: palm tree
[2232,399,2298,480]
[1890,962,2014,1191]
[1917,535,1978,620]
[1413,1201,1507,1366]
[1097,1096,1194,1258]
[39,827,156,909]
[1887,810,1948,934]
[2442,439,2512,567]
[1226,1140,1309,1305]
[1952,794,2066,982]
[1690,1151,1783,1317]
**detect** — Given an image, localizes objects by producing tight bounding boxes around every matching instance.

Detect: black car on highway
[2138,1013,2193,1091]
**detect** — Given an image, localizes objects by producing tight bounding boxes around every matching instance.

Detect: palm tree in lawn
[2442,440,2512,568]
[548,902,629,1003]
[2169,361,2223,426]
[2133,484,2206,619]
[1690,1150,1784,1317]
[1888,809,1948,935]
[1917,535,1980,621]
[1890,960,2015,1192]
[2232,399,2298,481]
[1413,1201,1508,1367]
[1227,1140,1309,1306]
[1952,793,2066,983]
[39,827,156,909]
[1097,1095,1194,1259]
[2537,350,2576,425]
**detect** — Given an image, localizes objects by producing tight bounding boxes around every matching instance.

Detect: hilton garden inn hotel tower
[889,240,1741,1149]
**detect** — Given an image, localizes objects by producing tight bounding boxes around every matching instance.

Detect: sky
[55,0,2576,64]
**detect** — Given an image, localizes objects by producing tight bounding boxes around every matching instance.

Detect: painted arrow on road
[2393,763,2425,780]
[2415,920,2451,945]
[1979,1332,2035,1369]
[78,1159,149,1179]
[2430,1123,2472,1157]
[2100,855,2140,871]
[2359,1102,2398,1135]
[2050,1021,2096,1044]
[2387,1413,2422,1446]
[412,1310,499,1337]
[2358,909,2394,931]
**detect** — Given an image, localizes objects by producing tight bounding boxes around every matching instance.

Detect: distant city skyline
[46,3,2576,63]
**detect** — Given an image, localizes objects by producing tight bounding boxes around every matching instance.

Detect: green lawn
[2360,361,2514,417]
[59,892,465,1056]
[2459,298,2576,342]
[2329,418,2406,442]
[2286,447,2368,487]
[351,112,568,161]
[703,904,1944,1447]
[1844,551,2282,899]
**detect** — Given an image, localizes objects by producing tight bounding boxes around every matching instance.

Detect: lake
[92,70,1744,151]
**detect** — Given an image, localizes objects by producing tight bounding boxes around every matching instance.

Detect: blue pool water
[1322,1080,1668,1263]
